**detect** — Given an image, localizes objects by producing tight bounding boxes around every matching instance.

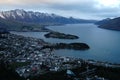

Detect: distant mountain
[96,17,120,31]
[95,18,111,25]
[0,9,97,31]
[0,17,50,31]
[0,9,96,24]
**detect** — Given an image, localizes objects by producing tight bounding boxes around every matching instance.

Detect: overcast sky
[0,0,120,20]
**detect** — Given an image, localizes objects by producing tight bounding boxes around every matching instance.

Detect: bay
[12,23,120,64]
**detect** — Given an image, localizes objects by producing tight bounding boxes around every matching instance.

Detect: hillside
[0,17,49,31]
[0,9,96,24]
[96,17,120,31]
[0,9,97,31]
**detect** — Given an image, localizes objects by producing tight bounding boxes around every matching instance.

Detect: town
[0,29,120,80]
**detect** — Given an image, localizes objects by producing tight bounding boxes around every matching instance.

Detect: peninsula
[44,31,79,39]
[41,43,90,50]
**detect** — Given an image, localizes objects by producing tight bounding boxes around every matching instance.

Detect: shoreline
[0,33,120,80]
[1,33,119,66]
[10,31,120,65]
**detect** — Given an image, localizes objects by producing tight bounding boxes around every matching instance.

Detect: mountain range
[0,9,96,31]
[96,17,120,31]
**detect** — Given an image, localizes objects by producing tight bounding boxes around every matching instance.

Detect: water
[12,23,120,64]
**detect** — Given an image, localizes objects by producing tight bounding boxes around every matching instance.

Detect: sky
[0,0,120,20]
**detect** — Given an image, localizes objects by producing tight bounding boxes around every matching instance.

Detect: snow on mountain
[0,9,63,22]
[0,9,96,24]
[0,12,5,19]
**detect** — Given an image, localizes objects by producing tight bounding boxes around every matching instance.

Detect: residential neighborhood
[0,32,120,80]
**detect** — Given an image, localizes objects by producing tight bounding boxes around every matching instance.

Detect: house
[66,69,76,77]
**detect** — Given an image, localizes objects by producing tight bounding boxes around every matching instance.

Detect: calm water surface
[12,24,120,64]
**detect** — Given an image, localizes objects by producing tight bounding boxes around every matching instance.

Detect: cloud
[0,0,120,19]
[96,0,120,8]
[0,0,85,5]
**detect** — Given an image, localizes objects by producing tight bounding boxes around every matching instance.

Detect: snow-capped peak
[0,12,5,19]
[0,9,62,20]
[0,9,80,24]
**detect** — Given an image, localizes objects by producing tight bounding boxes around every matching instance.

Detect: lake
[12,23,120,64]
